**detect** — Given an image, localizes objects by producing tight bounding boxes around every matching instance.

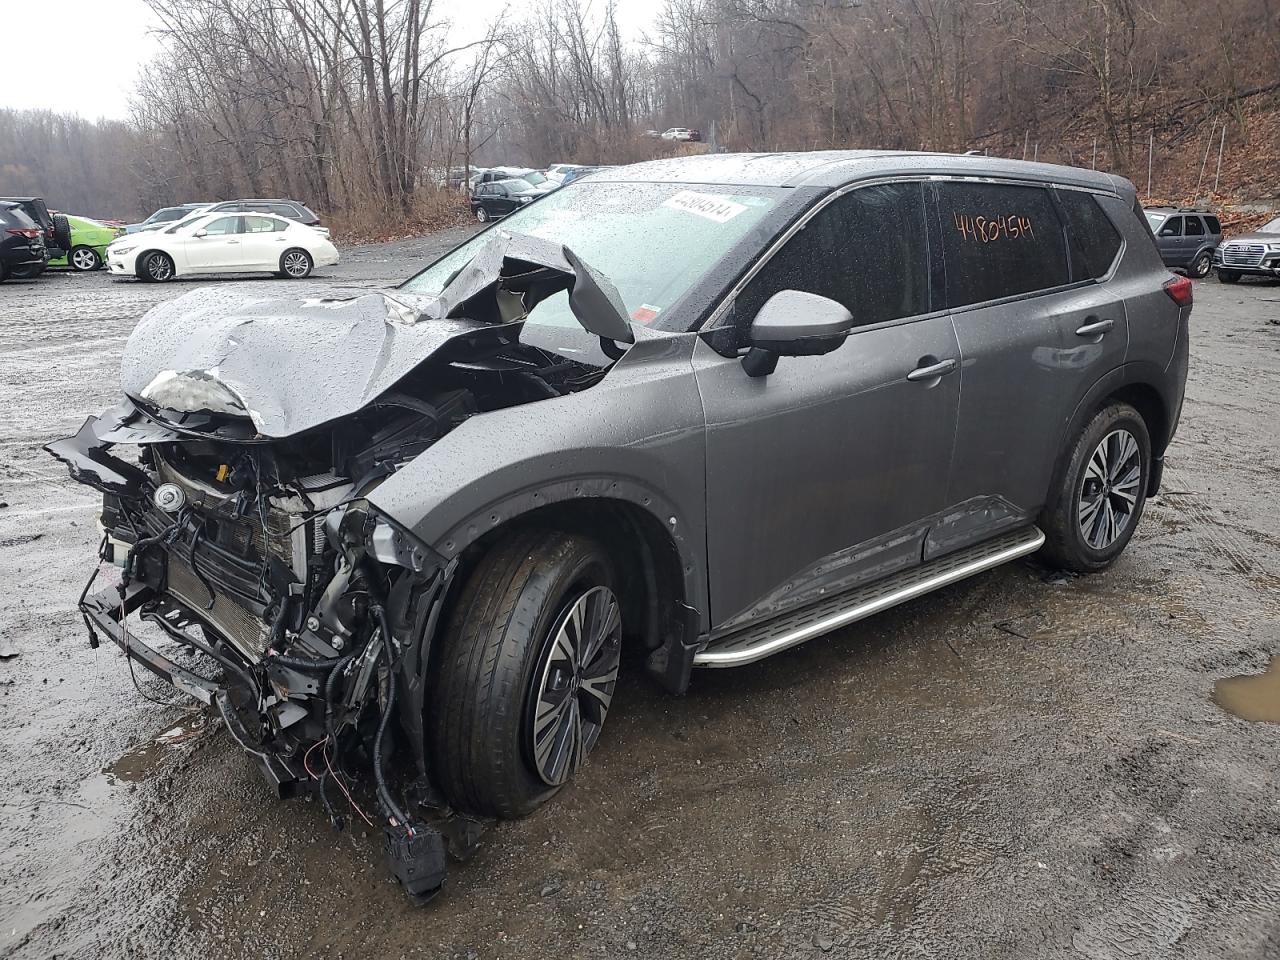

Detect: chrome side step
[693,525,1046,668]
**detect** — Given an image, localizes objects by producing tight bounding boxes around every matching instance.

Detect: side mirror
[742,290,855,377]
[194,229,207,238]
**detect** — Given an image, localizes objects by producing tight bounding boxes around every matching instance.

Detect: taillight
[5,228,40,239]
[1164,274,1193,308]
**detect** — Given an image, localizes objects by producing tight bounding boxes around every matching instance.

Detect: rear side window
[736,181,930,330]
[1185,217,1205,236]
[1205,216,1221,234]
[267,203,299,218]
[1056,189,1123,281]
[936,182,1070,308]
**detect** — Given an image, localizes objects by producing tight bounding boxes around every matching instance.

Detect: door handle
[226,240,240,244]
[906,357,958,382]
[1075,317,1114,337]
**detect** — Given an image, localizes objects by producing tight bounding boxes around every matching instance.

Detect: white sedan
[106,212,339,282]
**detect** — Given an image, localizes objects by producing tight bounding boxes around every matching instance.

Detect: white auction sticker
[661,190,748,224]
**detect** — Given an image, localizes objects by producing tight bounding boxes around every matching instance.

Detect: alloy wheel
[1078,428,1142,550]
[71,248,98,271]
[528,585,622,787]
[145,253,172,281]
[283,251,310,277]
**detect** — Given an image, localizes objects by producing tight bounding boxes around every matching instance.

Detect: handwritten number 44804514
[954,212,1035,243]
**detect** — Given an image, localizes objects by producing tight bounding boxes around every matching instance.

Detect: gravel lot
[1,240,1278,960]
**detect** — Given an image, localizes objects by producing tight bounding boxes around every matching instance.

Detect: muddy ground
[1,240,1278,960]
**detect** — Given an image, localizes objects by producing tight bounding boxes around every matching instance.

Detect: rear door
[695,181,961,630]
[931,179,1127,554]
[241,215,289,268]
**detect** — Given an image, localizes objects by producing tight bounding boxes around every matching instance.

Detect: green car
[49,215,119,271]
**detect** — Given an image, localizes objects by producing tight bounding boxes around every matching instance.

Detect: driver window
[203,216,242,236]
[734,182,930,342]
[1159,217,1183,237]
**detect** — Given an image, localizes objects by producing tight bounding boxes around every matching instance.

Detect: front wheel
[278,248,313,278]
[70,246,101,271]
[1039,402,1151,573]
[1217,269,1240,284]
[429,529,622,819]
[1189,250,1212,279]
[137,251,174,282]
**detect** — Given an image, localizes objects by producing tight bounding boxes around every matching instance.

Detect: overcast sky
[0,0,662,122]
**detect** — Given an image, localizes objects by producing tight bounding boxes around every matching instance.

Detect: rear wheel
[70,246,101,271]
[8,263,45,279]
[1189,250,1212,279]
[278,248,313,278]
[1039,402,1151,573]
[1218,269,1240,284]
[475,206,489,223]
[429,529,622,819]
[137,251,174,282]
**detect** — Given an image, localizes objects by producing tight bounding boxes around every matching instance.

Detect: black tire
[69,245,101,272]
[474,206,489,222]
[1189,250,1212,279]
[1039,402,1151,573]
[52,214,72,254]
[8,263,45,279]
[278,248,313,278]
[429,529,622,819]
[1217,269,1240,284]
[137,251,174,282]
[0,262,7,283]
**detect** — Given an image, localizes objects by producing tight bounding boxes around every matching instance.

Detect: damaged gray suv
[48,151,1190,900]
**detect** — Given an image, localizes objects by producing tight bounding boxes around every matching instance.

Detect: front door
[932,179,1128,554]
[183,215,246,271]
[1155,214,1188,267]
[694,181,961,632]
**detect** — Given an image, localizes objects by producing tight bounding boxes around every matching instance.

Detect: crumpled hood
[119,286,503,438]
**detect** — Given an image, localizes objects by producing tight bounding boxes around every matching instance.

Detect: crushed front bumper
[80,578,307,795]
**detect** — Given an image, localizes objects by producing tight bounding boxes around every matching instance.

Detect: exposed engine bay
[45,240,633,901]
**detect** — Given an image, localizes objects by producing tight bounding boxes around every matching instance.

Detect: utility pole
[1195,121,1216,200]
[1147,132,1154,198]
[1022,130,1029,161]
[1213,125,1227,194]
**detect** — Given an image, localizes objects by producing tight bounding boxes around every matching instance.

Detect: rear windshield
[403,180,787,331]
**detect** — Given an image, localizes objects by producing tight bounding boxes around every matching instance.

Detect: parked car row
[1,195,333,284]
[1143,204,1280,284]
[466,163,608,221]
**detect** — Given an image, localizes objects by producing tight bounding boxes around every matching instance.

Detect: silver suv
[48,151,1190,900]
[1213,214,1280,283]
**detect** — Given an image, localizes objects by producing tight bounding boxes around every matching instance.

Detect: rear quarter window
[1204,216,1222,234]
[936,182,1070,308]
[1056,189,1123,280]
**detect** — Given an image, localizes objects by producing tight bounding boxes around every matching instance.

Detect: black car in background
[201,199,323,227]
[0,201,49,282]
[0,197,68,273]
[470,179,542,221]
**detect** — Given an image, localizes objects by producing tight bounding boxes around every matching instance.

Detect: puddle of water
[0,774,124,949]
[1213,656,1280,723]
[105,714,208,783]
